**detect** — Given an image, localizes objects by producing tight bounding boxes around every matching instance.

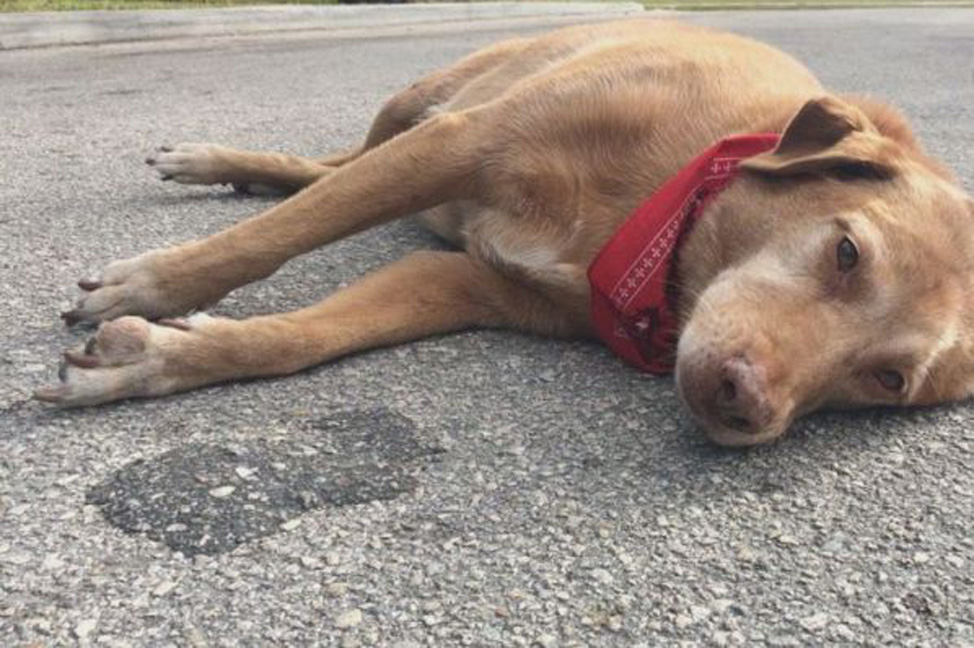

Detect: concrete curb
[0,2,645,50]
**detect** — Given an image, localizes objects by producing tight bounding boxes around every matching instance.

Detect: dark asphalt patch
[86,408,443,556]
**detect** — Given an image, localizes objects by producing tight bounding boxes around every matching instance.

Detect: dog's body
[37,20,974,446]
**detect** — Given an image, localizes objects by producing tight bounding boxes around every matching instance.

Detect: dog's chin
[688,412,791,448]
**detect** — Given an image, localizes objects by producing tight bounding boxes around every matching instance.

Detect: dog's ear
[741,96,896,180]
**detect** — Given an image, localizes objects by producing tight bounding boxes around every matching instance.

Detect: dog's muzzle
[676,351,791,446]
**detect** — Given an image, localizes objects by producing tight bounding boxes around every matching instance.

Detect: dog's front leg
[63,111,491,326]
[38,250,577,407]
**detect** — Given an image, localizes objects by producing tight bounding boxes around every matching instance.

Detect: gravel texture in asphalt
[1,9,973,646]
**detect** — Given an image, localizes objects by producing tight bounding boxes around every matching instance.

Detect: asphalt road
[2,8,973,647]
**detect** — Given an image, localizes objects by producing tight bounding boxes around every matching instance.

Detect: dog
[35,20,974,447]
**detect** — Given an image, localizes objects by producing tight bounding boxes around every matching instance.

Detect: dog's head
[676,96,974,446]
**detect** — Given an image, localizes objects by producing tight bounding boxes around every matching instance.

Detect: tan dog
[35,20,974,447]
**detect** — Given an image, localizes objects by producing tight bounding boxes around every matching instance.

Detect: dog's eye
[837,236,859,272]
[875,369,905,393]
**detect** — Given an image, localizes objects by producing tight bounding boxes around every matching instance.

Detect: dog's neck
[589,135,780,373]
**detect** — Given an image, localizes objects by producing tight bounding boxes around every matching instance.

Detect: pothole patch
[86,408,443,556]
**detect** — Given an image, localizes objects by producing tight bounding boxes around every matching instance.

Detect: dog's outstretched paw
[35,315,211,407]
[145,142,233,185]
[61,247,226,326]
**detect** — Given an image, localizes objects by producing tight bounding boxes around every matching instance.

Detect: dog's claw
[61,310,98,329]
[33,385,67,403]
[78,279,102,291]
[83,337,98,355]
[159,146,173,153]
[65,350,100,369]
[145,156,156,166]
[160,174,173,182]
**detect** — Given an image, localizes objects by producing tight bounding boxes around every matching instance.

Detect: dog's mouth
[682,404,792,447]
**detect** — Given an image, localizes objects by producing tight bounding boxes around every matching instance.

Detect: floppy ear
[741,96,897,179]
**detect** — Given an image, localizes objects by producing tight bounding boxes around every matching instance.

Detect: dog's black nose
[715,356,770,434]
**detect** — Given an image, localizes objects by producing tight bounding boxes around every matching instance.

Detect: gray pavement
[1,8,973,646]
[0,3,644,50]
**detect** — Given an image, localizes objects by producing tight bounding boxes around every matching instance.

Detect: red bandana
[588,133,780,374]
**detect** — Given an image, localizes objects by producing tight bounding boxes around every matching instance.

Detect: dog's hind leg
[39,250,584,407]
[311,37,531,168]
[64,109,498,325]
[144,38,529,196]
[145,143,335,195]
